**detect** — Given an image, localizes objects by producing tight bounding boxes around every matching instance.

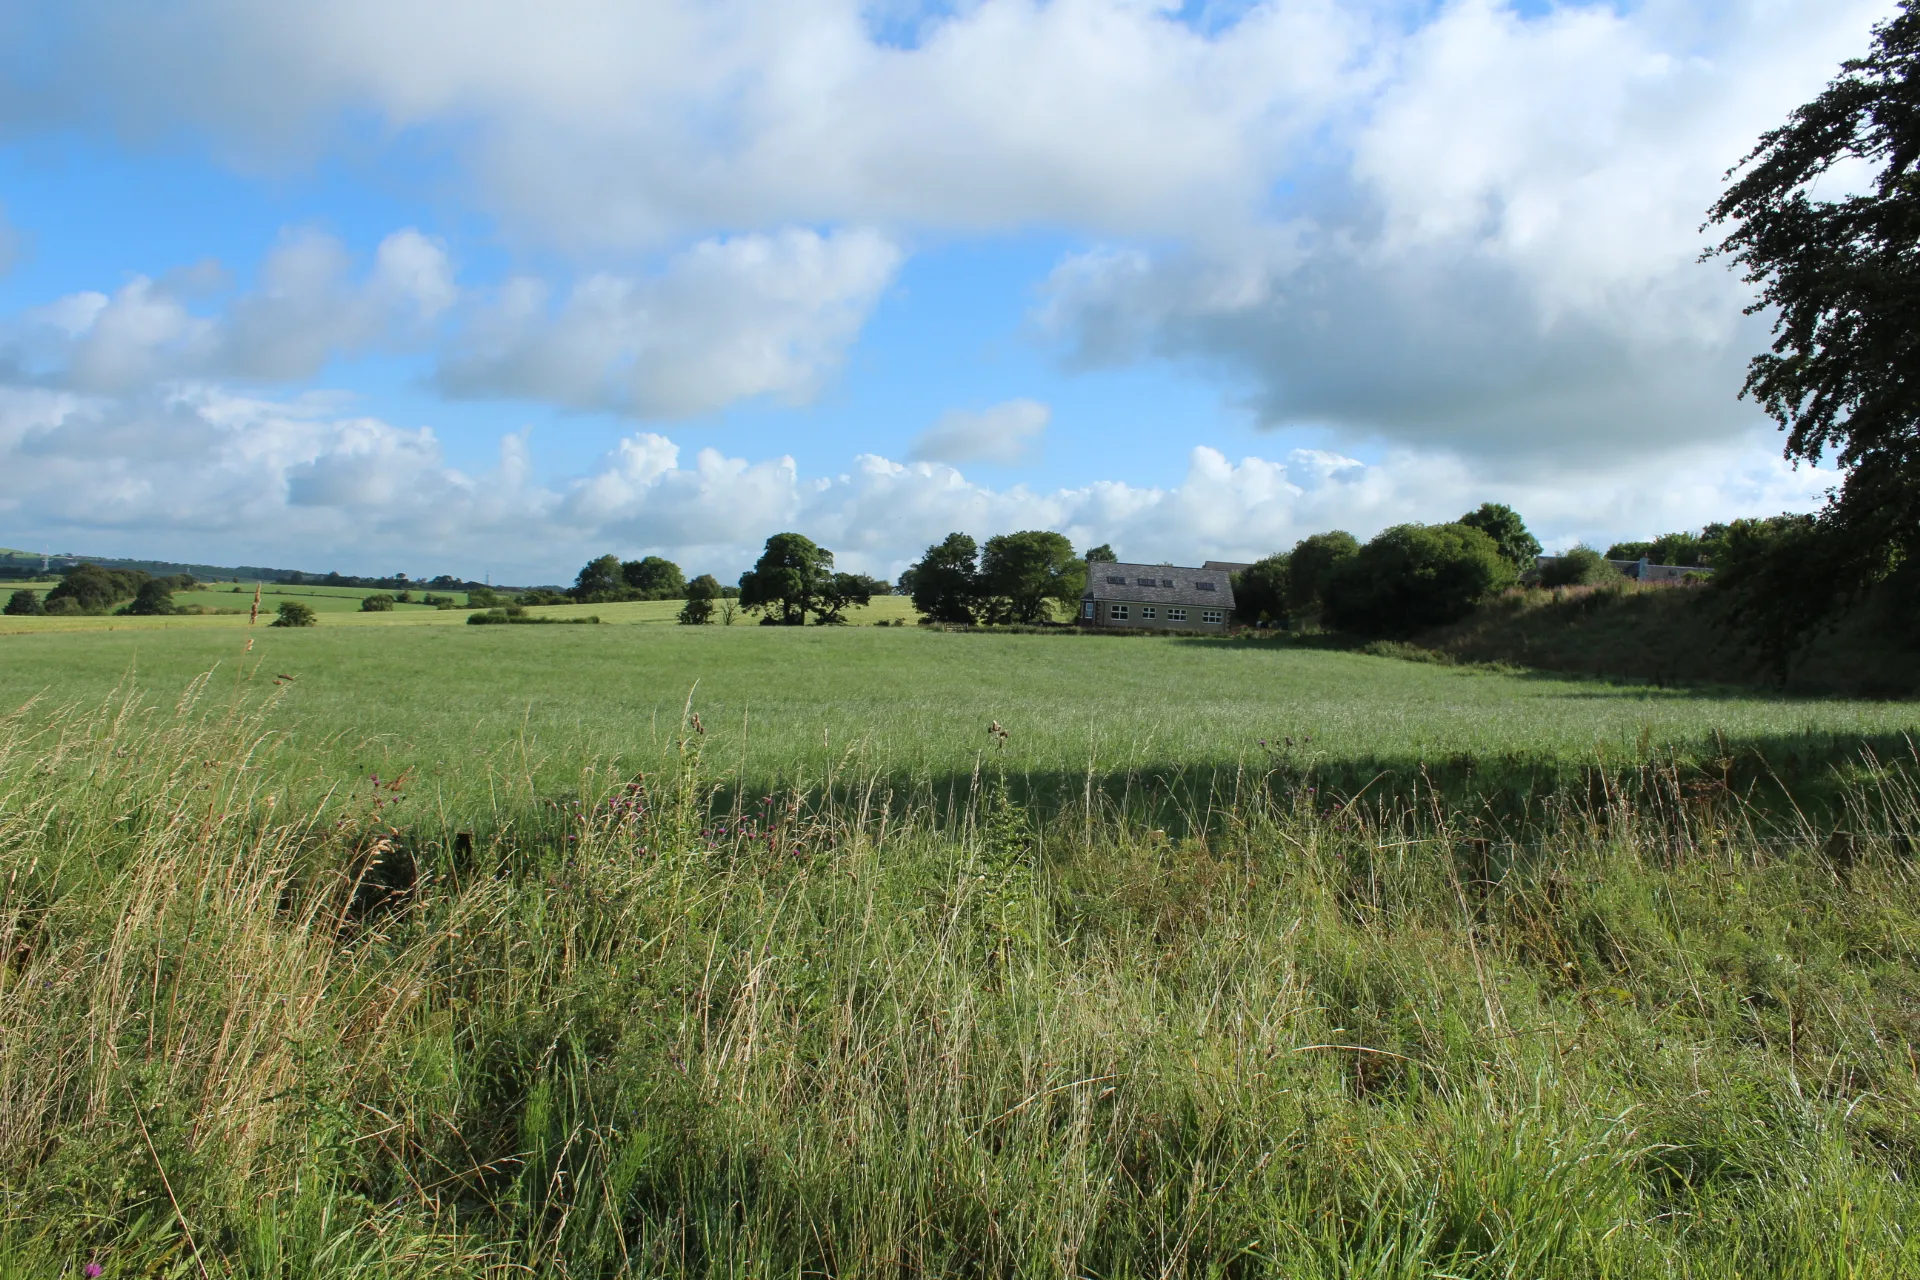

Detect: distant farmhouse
[1081,561,1235,630]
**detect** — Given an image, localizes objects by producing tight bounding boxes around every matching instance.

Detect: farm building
[1080,561,1235,630]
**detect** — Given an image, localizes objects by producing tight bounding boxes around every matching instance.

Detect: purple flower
[86,1265,103,1278]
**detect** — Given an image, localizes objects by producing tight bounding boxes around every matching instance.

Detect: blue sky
[0,0,1894,582]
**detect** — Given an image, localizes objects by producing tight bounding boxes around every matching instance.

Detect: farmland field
[0,619,1913,814]
[2,618,1918,1277]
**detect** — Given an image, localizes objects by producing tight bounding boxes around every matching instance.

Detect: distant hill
[0,547,503,591]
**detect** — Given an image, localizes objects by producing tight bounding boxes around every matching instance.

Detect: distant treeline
[0,549,497,591]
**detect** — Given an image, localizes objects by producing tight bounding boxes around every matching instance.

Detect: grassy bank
[0,680,1917,1276]
[1416,583,1920,698]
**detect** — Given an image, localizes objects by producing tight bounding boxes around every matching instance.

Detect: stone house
[1080,561,1236,630]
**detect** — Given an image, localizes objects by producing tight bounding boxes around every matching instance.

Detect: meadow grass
[0,621,1913,828]
[0,675,1915,1277]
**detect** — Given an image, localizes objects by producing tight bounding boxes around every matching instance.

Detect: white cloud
[1038,0,1896,459]
[910,398,1048,465]
[436,227,901,417]
[0,381,1836,582]
[7,228,455,391]
[8,0,1379,248]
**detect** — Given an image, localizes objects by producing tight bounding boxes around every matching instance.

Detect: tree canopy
[1231,555,1290,627]
[978,531,1081,625]
[1325,524,1516,637]
[738,533,835,625]
[677,573,721,625]
[1707,1,1920,621]
[1456,504,1541,570]
[906,533,981,624]
[573,555,625,602]
[1285,531,1359,620]
[622,556,687,599]
[1083,543,1117,564]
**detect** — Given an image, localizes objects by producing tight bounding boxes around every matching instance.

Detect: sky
[0,0,1895,584]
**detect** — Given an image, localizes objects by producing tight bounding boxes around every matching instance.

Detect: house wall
[1080,600,1229,630]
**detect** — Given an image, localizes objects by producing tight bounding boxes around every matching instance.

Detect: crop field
[1,619,1917,1276]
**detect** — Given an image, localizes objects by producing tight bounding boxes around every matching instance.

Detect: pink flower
[85,1265,103,1278]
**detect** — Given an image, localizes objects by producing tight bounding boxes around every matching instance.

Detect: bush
[1325,523,1517,637]
[269,601,317,627]
[1538,547,1621,588]
[360,594,396,613]
[678,573,721,625]
[467,607,600,626]
[3,589,43,616]
[121,580,177,616]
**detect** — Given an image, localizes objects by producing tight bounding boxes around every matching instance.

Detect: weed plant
[0,680,1916,1276]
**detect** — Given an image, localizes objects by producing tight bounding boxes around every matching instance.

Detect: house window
[1202,609,1224,624]
[1167,608,1187,622]
[1106,575,1126,585]
[1140,606,1156,619]
[1195,581,1217,591]
[1109,604,1129,620]
[1136,577,1157,587]
[1160,578,1174,587]
[1082,601,1094,618]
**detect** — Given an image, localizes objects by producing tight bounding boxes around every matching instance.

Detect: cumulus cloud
[1,0,1377,247]
[0,381,1836,582]
[7,228,455,391]
[436,227,901,417]
[909,398,1048,465]
[1038,0,1895,459]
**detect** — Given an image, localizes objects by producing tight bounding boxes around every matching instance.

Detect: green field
[0,621,1912,815]
[2,620,1918,1276]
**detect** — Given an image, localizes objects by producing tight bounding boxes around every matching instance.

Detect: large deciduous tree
[738,533,835,625]
[1456,503,1541,571]
[1324,524,1516,638]
[573,554,625,602]
[622,556,687,599]
[978,531,1081,625]
[906,533,982,624]
[1285,531,1359,622]
[1231,555,1291,627]
[1707,2,1920,631]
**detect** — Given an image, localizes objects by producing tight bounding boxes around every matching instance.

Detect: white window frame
[1140,606,1156,620]
[1167,608,1187,622]
[1202,609,1224,624]
[1109,604,1129,620]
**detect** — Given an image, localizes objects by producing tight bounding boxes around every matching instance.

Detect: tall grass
[1,680,1916,1276]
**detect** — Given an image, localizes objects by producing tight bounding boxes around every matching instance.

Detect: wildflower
[86,1265,103,1278]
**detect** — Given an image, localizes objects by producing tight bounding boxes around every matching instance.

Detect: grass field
[0,621,1913,820]
[1,620,1917,1276]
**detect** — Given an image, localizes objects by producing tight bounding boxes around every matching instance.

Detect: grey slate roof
[1202,560,1252,574]
[1083,561,1237,610]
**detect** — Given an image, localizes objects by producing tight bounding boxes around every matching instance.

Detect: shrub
[678,574,721,625]
[360,594,396,613]
[467,607,599,626]
[1538,547,1621,588]
[122,580,177,616]
[3,589,43,616]
[269,601,317,627]
[1325,523,1517,637]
